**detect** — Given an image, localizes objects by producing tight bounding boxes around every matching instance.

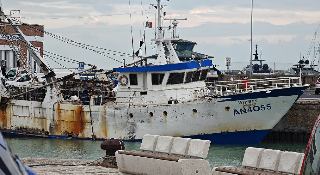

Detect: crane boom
[4,15,56,82]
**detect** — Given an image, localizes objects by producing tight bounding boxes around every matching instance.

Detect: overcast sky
[1,0,320,71]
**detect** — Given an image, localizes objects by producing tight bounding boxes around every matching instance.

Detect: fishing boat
[290,29,320,75]
[243,44,273,75]
[290,56,320,75]
[0,0,309,144]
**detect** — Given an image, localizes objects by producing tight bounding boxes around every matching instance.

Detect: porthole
[163,111,167,116]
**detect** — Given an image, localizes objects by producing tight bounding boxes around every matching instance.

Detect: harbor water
[5,137,307,168]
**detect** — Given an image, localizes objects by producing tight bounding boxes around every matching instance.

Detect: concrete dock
[20,157,128,175]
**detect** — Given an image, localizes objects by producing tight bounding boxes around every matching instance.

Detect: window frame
[167,72,185,85]
[151,73,165,85]
[129,74,138,85]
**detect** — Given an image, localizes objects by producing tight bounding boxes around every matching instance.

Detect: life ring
[119,75,128,86]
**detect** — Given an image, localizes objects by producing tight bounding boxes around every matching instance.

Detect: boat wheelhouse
[114,60,211,105]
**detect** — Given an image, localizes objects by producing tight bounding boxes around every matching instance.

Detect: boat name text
[238,99,257,105]
[234,104,271,116]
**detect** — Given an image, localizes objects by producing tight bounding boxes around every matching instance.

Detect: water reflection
[6,137,306,168]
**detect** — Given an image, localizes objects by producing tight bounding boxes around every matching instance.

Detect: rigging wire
[7,17,53,73]
[44,53,72,72]
[306,24,320,66]
[0,24,35,75]
[20,10,144,20]
[20,23,148,71]
[23,41,91,72]
[43,50,94,67]
[1,25,89,73]
[27,23,129,57]
[5,3,155,71]
[25,24,128,63]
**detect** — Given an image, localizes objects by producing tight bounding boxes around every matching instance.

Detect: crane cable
[0,24,34,76]
[25,24,127,64]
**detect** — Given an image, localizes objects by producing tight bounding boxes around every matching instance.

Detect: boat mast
[153,0,166,65]
[250,0,253,76]
[157,0,163,40]
[317,44,320,72]
[152,0,181,65]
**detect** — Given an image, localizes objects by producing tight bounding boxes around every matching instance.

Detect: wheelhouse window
[185,70,201,83]
[152,73,165,85]
[192,70,201,82]
[129,74,138,85]
[185,72,193,83]
[167,72,184,85]
[200,69,209,81]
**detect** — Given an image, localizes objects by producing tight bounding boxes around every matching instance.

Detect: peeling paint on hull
[0,86,308,144]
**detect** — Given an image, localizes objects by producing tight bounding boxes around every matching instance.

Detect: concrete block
[242,147,264,168]
[179,159,212,175]
[171,137,191,156]
[258,149,282,171]
[155,136,174,154]
[135,156,156,175]
[187,139,211,158]
[277,151,304,174]
[115,151,125,172]
[153,158,181,175]
[140,134,159,151]
[296,153,305,174]
[123,154,142,174]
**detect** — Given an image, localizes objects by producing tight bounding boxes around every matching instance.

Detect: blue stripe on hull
[2,129,270,144]
[185,130,271,144]
[217,86,307,102]
[1,129,270,144]
[0,131,106,141]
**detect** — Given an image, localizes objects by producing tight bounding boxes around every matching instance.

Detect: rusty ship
[0,0,309,144]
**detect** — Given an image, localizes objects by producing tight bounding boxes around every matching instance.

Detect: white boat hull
[0,86,307,144]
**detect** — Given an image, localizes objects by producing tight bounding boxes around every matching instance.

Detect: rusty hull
[0,100,110,139]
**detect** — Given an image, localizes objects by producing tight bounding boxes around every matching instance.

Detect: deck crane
[0,1,65,104]
[0,10,56,83]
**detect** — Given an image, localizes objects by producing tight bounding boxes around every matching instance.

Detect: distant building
[0,22,44,74]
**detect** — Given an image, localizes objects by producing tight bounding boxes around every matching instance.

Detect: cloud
[190,8,215,15]
[172,6,320,27]
[1,0,319,71]
[19,1,87,9]
[188,34,297,47]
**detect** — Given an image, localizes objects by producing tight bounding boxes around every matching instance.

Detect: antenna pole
[250,0,253,76]
[157,0,162,40]
[154,13,157,39]
[317,44,320,72]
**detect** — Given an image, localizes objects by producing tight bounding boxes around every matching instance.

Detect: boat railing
[210,77,302,96]
[116,86,211,103]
